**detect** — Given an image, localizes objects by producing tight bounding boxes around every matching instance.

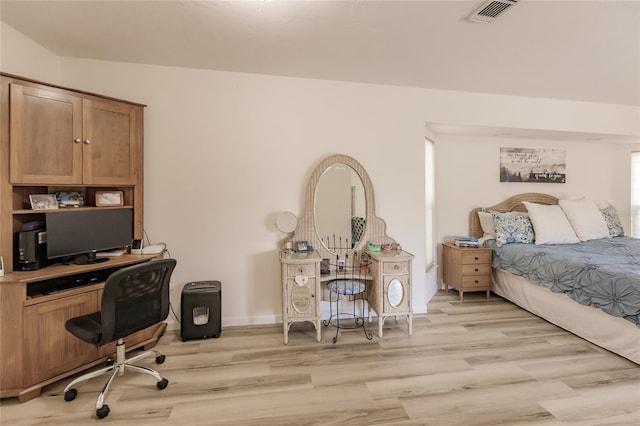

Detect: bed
[469,193,640,364]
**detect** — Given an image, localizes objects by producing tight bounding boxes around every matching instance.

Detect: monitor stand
[65,251,109,265]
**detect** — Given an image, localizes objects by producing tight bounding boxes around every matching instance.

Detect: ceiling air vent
[468,0,519,23]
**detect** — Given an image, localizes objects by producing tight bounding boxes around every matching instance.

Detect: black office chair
[63,258,177,419]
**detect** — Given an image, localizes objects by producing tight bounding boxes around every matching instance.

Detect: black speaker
[181,281,221,341]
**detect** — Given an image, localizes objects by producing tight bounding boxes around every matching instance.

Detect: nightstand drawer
[461,251,491,265]
[462,264,491,275]
[462,275,491,288]
[287,264,315,277]
[383,262,409,274]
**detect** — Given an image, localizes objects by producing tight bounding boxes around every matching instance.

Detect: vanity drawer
[461,264,491,276]
[461,251,491,265]
[383,262,409,274]
[287,264,315,277]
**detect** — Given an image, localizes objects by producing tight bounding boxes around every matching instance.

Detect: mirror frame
[291,154,394,260]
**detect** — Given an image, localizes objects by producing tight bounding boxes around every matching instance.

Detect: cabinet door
[23,292,98,385]
[82,99,140,185]
[383,274,410,314]
[10,84,83,184]
[286,278,317,318]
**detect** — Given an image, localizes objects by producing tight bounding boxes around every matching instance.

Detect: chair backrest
[99,258,177,345]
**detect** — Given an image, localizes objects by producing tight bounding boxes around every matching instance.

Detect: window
[425,138,435,269]
[632,151,640,237]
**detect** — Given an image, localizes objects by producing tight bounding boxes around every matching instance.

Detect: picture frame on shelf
[95,190,124,207]
[57,191,84,208]
[29,194,59,210]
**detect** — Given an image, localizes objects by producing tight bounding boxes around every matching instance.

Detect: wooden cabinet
[23,292,99,384]
[0,256,163,402]
[9,83,140,185]
[81,98,140,185]
[442,243,492,302]
[280,251,321,344]
[9,84,82,184]
[368,251,414,338]
[0,73,145,273]
[0,74,153,402]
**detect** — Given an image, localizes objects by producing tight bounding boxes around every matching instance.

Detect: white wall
[0,22,61,83]
[435,135,638,241]
[2,22,639,329]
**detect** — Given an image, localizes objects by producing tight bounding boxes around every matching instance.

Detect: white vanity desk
[279,154,413,344]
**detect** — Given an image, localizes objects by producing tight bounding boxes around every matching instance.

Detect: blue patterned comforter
[492,237,640,326]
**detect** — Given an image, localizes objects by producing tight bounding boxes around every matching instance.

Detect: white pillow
[559,197,610,241]
[522,202,579,245]
[478,211,496,238]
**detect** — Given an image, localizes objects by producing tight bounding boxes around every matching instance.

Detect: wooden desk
[0,254,164,402]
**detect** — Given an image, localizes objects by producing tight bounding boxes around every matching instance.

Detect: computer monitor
[46,208,133,265]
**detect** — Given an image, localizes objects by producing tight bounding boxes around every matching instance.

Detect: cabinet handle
[394,265,400,271]
[298,267,304,274]
[74,138,82,144]
[474,257,479,261]
[84,139,91,145]
[475,268,479,272]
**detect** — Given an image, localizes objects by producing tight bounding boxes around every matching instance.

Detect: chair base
[63,338,168,419]
[323,284,373,344]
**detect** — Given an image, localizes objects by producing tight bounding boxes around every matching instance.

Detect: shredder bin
[181,281,221,341]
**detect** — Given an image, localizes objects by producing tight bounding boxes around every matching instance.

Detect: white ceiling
[1,0,639,142]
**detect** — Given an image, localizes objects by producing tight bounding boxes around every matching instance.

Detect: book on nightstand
[453,236,479,247]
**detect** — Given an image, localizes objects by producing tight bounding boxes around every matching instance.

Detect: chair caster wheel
[157,378,169,390]
[96,405,110,419]
[64,388,77,402]
[106,358,114,366]
[155,354,166,364]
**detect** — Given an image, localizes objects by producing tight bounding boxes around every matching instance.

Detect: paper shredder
[180,281,221,341]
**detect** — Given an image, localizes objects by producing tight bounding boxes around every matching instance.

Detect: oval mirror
[276,211,298,233]
[314,163,366,254]
[291,285,311,313]
[387,278,404,308]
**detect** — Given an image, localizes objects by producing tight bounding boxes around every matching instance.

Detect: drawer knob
[475,280,479,283]
[475,268,479,272]
[474,257,479,261]
[394,265,400,271]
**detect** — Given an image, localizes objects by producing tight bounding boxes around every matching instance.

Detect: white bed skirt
[492,268,640,365]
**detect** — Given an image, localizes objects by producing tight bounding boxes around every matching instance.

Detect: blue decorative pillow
[600,204,625,237]
[491,212,535,247]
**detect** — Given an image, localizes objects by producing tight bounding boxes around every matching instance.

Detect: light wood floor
[2,291,639,425]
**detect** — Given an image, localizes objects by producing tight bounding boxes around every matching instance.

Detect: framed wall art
[500,147,566,183]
